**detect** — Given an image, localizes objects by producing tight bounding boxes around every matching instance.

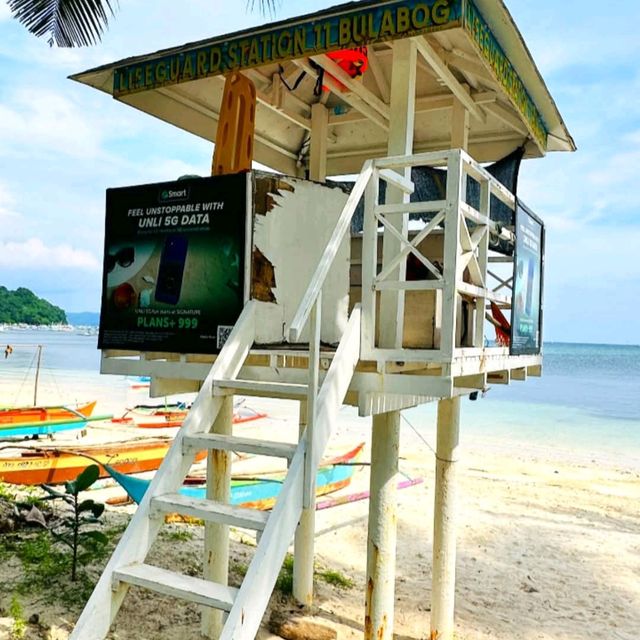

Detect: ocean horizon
[1,329,639,464]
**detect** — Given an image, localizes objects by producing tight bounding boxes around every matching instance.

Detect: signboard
[463,1,547,150]
[98,174,247,354]
[113,0,462,97]
[510,200,544,355]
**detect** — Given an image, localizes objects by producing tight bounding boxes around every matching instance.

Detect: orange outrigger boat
[0,401,101,439]
[0,438,206,485]
[0,401,97,425]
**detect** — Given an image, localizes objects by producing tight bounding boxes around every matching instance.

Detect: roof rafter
[310,53,391,122]
[294,58,389,131]
[413,37,485,123]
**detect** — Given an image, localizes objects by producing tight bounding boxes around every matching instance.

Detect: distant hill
[66,311,100,326]
[0,286,67,325]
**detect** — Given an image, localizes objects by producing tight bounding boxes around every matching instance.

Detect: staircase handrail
[288,160,373,341]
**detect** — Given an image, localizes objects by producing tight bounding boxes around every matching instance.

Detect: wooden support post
[201,395,234,638]
[365,411,400,640]
[431,396,461,640]
[366,38,416,640]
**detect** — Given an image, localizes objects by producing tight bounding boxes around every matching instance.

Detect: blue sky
[0,0,638,344]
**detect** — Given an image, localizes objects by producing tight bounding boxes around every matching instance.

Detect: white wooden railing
[358,148,517,364]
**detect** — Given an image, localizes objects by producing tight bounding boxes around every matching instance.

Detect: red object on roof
[323,47,369,91]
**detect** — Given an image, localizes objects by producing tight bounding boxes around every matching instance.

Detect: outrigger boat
[0,438,206,485]
[0,401,110,439]
[1,345,105,438]
[109,442,365,508]
[110,402,267,429]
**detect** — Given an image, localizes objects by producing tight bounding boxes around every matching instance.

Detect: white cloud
[0,88,106,159]
[0,3,10,21]
[0,238,101,270]
[0,182,21,223]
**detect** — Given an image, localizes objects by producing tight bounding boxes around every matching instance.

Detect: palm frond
[247,0,279,17]
[8,0,118,47]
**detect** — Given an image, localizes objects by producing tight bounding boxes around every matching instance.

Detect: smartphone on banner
[155,235,188,305]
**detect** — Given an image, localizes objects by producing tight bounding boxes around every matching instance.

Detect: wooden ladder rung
[214,379,309,398]
[112,563,238,610]
[151,494,270,530]
[183,433,297,459]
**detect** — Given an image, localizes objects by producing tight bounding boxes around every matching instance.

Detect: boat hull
[0,402,98,438]
[111,405,267,429]
[0,401,96,425]
[0,439,206,485]
[117,443,365,508]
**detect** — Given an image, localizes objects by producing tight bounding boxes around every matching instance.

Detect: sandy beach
[1,389,639,640]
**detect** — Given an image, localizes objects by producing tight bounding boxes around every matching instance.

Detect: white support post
[451,90,471,151]
[365,411,400,640]
[292,103,327,606]
[441,151,463,359]
[365,38,416,640]
[431,91,469,640]
[474,180,490,347]
[431,396,461,640]
[378,38,416,348]
[309,103,328,181]
[304,292,321,510]
[201,395,234,638]
[451,92,471,347]
[360,169,379,359]
[293,398,315,605]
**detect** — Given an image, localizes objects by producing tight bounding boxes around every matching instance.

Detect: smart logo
[159,187,189,203]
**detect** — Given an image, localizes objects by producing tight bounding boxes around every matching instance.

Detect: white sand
[1,389,639,640]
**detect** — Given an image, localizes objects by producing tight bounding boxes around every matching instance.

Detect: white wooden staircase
[69,159,410,639]
[69,299,361,640]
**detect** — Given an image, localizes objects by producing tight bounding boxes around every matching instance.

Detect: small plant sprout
[41,465,108,581]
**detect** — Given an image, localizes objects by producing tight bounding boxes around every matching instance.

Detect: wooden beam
[255,88,311,131]
[444,49,497,86]
[328,90,497,126]
[483,101,529,137]
[367,48,390,103]
[413,37,485,123]
[155,87,299,164]
[294,58,388,131]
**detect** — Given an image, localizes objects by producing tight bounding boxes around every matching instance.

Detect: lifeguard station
[70,1,574,638]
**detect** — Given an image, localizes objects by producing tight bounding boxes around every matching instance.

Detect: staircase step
[151,494,270,530]
[183,433,297,459]
[112,563,237,611]
[214,379,309,398]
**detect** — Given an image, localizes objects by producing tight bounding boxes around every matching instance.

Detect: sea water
[405,342,640,465]
[1,329,639,463]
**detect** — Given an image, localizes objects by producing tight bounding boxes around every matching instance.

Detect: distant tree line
[0,286,67,325]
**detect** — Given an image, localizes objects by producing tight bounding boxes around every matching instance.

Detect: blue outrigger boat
[108,443,365,509]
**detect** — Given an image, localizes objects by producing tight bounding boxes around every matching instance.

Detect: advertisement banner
[510,200,544,355]
[98,174,247,354]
